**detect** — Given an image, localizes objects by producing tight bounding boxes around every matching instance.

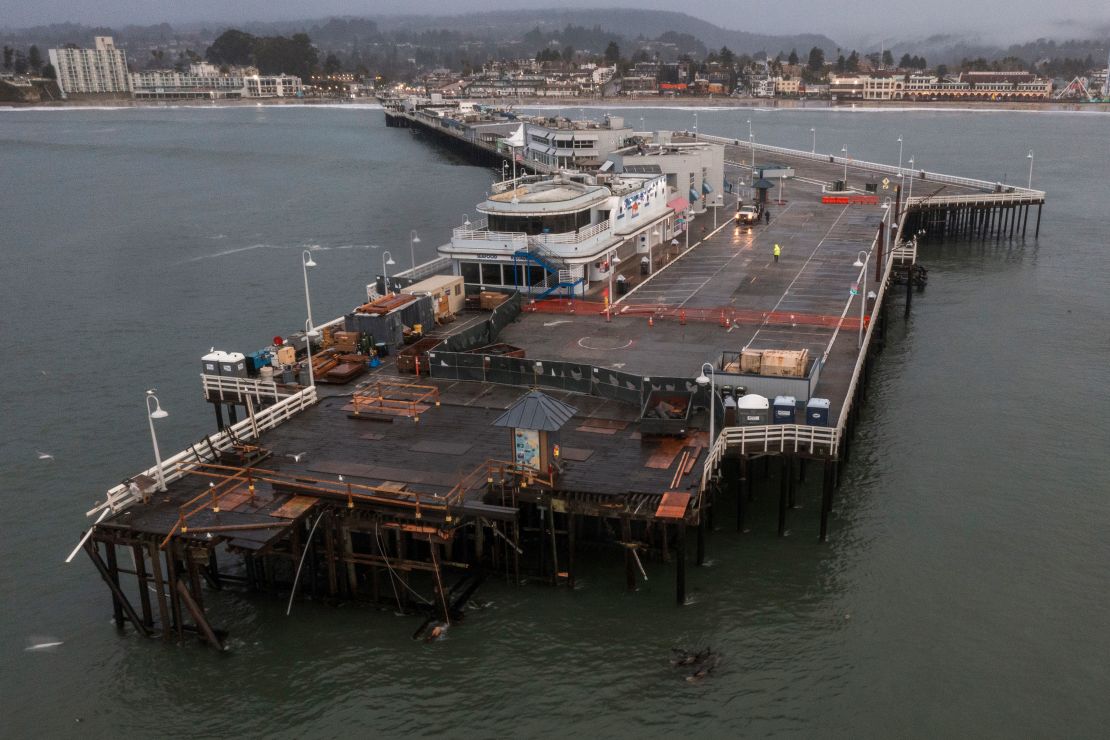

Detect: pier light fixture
[841,146,849,187]
[907,156,916,201]
[145,391,168,492]
[811,127,816,153]
[695,362,716,445]
[747,119,755,171]
[301,249,316,336]
[693,112,698,138]
[461,213,471,228]
[1026,150,1034,189]
[409,229,421,272]
[852,250,869,350]
[897,136,904,172]
[382,251,396,295]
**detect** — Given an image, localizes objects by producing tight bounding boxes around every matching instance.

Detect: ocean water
[1,103,1107,738]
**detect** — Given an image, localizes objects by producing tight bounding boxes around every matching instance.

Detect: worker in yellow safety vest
[773,243,781,263]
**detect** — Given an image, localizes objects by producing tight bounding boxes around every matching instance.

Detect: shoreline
[4,95,1108,114]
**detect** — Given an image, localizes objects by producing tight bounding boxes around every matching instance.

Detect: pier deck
[73,117,1049,647]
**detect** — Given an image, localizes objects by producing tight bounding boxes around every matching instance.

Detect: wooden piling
[86,540,151,638]
[820,458,834,542]
[778,457,789,537]
[103,541,125,630]
[131,544,154,629]
[675,524,687,606]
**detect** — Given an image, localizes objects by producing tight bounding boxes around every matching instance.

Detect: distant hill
[367,9,840,57]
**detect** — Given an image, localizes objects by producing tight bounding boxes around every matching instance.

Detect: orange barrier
[821,194,880,205]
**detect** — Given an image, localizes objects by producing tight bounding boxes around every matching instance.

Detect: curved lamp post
[852,250,869,349]
[409,229,421,273]
[145,391,168,492]
[695,362,716,445]
[382,251,396,294]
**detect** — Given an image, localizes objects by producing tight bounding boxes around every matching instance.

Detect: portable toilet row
[735,394,830,426]
[200,350,247,378]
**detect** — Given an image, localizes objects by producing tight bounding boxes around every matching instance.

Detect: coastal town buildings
[48,36,131,97]
[130,64,304,99]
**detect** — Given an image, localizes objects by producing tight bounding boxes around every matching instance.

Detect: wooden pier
[72,122,1046,648]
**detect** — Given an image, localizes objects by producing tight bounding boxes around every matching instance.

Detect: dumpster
[640,389,694,436]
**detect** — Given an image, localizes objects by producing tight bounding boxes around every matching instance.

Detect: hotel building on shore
[48,36,131,97]
[130,63,304,100]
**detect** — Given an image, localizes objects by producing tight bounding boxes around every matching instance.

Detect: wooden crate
[740,348,763,374]
[760,349,809,378]
[479,291,508,310]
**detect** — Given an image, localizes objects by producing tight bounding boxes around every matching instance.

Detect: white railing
[201,374,294,406]
[698,132,1046,199]
[395,255,453,281]
[531,219,612,246]
[558,265,585,284]
[86,386,318,519]
[451,227,529,248]
[700,423,841,491]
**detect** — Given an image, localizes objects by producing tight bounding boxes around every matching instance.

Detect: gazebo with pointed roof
[493,390,577,472]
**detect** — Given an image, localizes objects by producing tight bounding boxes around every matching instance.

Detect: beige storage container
[740,348,763,374]
[760,349,809,378]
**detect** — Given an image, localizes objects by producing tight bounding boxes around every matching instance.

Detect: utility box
[736,394,770,426]
[402,274,464,321]
[220,352,247,378]
[773,395,797,424]
[806,397,831,426]
[201,350,225,376]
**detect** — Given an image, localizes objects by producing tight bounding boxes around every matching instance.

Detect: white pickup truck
[735,204,760,224]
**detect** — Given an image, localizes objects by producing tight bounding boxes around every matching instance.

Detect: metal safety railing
[201,374,295,406]
[87,385,319,519]
[696,133,1046,199]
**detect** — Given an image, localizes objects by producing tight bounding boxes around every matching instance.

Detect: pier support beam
[820,459,836,542]
[675,524,687,606]
[85,540,151,638]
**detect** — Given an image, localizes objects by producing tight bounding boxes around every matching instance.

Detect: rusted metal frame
[165,545,185,640]
[186,461,460,510]
[85,540,152,638]
[146,542,172,640]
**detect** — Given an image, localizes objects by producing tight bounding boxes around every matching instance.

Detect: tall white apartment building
[48,36,131,97]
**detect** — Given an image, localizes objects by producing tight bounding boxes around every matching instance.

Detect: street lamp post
[305,318,319,387]
[693,112,698,138]
[606,250,622,322]
[461,213,471,229]
[409,229,421,273]
[695,362,716,445]
[145,391,169,492]
[897,135,904,172]
[852,250,869,349]
[1027,149,1035,189]
[301,249,316,330]
[907,156,915,201]
[382,251,396,295]
[684,211,694,249]
[811,127,816,153]
[747,119,755,174]
[841,146,849,188]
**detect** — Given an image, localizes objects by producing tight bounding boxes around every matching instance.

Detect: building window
[481,263,503,285]
[461,262,480,284]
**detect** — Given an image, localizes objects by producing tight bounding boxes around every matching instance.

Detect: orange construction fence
[526,297,869,329]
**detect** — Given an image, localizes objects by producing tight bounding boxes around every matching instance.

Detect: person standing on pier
[773,243,781,263]
[764,208,771,224]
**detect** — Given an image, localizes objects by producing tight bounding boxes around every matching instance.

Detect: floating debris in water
[671,647,719,682]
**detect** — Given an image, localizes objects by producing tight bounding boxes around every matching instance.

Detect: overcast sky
[5,0,1110,45]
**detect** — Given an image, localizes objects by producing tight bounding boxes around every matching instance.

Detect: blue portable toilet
[806,397,831,426]
[773,395,796,424]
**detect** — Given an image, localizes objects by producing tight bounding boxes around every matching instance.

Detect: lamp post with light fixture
[409,229,421,273]
[852,250,869,349]
[382,251,396,294]
[695,362,716,446]
[145,391,169,492]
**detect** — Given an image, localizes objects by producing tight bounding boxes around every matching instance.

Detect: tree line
[205,29,319,81]
[2,45,55,78]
